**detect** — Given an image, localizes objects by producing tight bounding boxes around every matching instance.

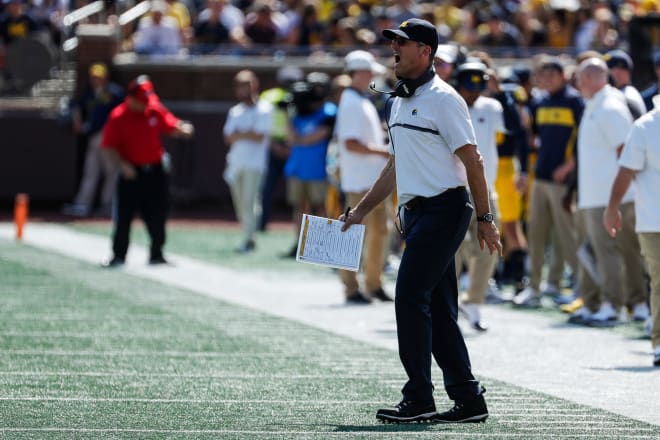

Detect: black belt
[134,162,162,172]
[404,187,465,210]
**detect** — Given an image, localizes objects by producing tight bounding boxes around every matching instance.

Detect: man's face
[390,36,428,78]
[234,81,253,102]
[433,58,453,82]
[459,87,481,107]
[538,68,564,93]
[609,66,628,87]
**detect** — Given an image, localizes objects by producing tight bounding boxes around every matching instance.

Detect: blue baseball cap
[456,62,489,92]
[382,18,439,54]
[604,50,633,70]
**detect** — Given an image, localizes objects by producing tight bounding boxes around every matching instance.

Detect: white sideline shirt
[618,106,660,232]
[469,96,504,191]
[336,88,388,193]
[223,100,273,175]
[577,85,634,209]
[388,76,476,206]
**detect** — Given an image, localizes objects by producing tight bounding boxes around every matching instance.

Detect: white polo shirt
[336,88,389,193]
[618,106,660,232]
[469,96,504,191]
[223,100,273,174]
[577,85,634,209]
[388,76,476,206]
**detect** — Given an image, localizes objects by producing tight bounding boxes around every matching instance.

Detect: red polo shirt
[101,98,179,165]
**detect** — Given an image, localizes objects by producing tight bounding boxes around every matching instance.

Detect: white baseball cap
[434,44,457,64]
[344,50,386,75]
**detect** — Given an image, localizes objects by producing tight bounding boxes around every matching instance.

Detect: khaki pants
[638,233,660,348]
[339,191,389,296]
[527,180,578,290]
[455,194,500,304]
[574,209,599,310]
[229,168,263,244]
[581,203,646,311]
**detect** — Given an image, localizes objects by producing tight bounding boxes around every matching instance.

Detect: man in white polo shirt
[572,58,647,326]
[605,94,660,367]
[336,50,392,304]
[341,18,501,424]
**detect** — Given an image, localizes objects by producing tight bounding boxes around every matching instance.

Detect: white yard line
[0,223,658,426]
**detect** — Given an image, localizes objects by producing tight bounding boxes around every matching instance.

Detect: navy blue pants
[112,163,169,261]
[396,187,481,403]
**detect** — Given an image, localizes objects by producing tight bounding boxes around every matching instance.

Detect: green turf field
[1,237,659,439]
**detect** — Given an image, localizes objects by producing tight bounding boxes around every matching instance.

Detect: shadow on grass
[325,423,448,433]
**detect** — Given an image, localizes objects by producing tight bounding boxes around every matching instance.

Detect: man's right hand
[120,162,137,180]
[340,207,364,232]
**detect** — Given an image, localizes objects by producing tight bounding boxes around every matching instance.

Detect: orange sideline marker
[14,193,29,240]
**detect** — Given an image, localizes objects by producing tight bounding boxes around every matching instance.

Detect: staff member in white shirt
[605,94,660,367]
[336,50,392,304]
[341,18,501,424]
[223,70,273,253]
[572,58,647,325]
[454,61,505,332]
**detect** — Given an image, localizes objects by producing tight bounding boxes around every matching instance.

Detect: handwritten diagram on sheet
[296,214,365,271]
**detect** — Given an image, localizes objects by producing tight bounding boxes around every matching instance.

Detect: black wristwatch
[476,212,494,223]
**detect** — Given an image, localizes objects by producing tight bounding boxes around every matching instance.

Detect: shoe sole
[376,411,437,424]
[433,413,489,423]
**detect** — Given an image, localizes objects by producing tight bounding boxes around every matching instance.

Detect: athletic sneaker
[376,399,437,423]
[433,392,488,423]
[542,282,561,298]
[567,306,592,325]
[346,291,371,305]
[560,297,584,314]
[654,346,660,367]
[459,303,488,332]
[587,302,619,327]
[370,287,393,302]
[632,303,650,322]
[512,287,541,308]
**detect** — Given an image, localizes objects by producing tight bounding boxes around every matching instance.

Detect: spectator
[259,66,303,232]
[62,63,124,218]
[243,1,279,46]
[514,57,583,308]
[223,70,273,253]
[100,75,194,267]
[570,57,647,326]
[433,44,457,83]
[604,49,647,119]
[133,0,182,56]
[604,93,660,366]
[454,61,505,331]
[335,50,391,305]
[478,7,521,49]
[282,72,336,257]
[0,0,38,46]
[641,52,660,111]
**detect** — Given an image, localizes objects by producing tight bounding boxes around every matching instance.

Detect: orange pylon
[14,193,29,240]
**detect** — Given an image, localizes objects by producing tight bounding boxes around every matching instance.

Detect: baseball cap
[456,62,489,92]
[150,0,168,14]
[382,18,439,54]
[88,62,108,79]
[434,44,457,64]
[344,50,386,75]
[539,56,564,73]
[128,75,156,103]
[276,66,304,85]
[603,49,633,70]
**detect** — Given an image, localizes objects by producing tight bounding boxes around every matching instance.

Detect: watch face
[479,213,494,222]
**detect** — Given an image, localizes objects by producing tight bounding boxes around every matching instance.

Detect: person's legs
[526,180,553,291]
[73,133,102,210]
[618,203,647,308]
[139,168,169,261]
[339,192,362,297]
[98,132,120,209]
[260,151,285,230]
[638,233,660,351]
[111,175,138,261]
[238,169,263,245]
[363,197,389,294]
[395,190,474,403]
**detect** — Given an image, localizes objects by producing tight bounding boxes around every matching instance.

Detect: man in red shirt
[101,75,194,267]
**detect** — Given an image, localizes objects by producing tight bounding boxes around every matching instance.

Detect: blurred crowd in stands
[1,0,660,59]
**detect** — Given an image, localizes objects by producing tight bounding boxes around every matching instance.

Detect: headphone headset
[369,67,435,98]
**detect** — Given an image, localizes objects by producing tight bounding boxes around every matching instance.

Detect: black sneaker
[370,287,393,302]
[434,392,488,423]
[101,257,124,268]
[376,399,437,423]
[346,291,372,305]
[149,255,169,265]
